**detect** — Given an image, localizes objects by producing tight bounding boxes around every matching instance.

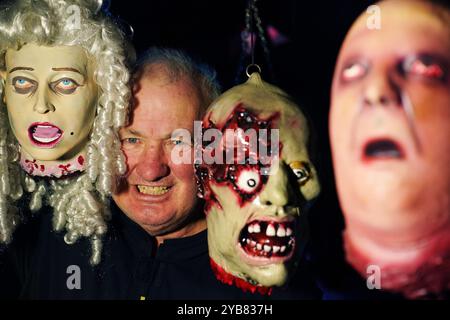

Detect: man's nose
[259,163,292,209]
[363,68,401,108]
[33,89,56,114]
[135,143,170,182]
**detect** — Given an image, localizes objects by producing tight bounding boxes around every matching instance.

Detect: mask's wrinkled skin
[2,44,98,176]
[330,0,450,299]
[196,72,320,293]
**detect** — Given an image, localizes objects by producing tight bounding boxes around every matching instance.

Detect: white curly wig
[0,0,135,264]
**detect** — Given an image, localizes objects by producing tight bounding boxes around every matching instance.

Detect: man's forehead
[123,108,197,140]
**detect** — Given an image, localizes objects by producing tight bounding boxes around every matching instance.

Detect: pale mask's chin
[19,145,87,178]
[344,221,450,299]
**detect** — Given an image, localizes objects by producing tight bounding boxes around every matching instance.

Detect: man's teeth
[137,185,170,195]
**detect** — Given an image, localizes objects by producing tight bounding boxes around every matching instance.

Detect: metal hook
[245,64,262,77]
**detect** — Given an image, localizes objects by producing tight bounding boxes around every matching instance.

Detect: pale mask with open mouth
[330,0,450,299]
[2,44,98,177]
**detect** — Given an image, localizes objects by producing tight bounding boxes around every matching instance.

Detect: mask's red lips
[239,220,295,259]
[362,138,405,162]
[28,122,63,148]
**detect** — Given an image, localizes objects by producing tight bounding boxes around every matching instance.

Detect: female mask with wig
[0,0,135,265]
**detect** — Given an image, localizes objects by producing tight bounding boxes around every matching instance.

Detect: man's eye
[341,62,367,82]
[51,78,80,94]
[405,58,445,80]
[170,138,192,147]
[172,139,184,146]
[123,137,140,145]
[12,76,37,94]
[289,161,310,185]
[235,168,261,194]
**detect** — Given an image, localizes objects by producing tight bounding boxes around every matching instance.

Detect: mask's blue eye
[51,78,79,94]
[12,76,36,94]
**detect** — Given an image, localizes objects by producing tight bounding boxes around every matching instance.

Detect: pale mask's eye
[289,161,310,185]
[235,168,261,194]
[341,62,367,82]
[404,56,445,80]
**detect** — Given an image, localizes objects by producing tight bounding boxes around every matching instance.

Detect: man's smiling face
[113,67,202,236]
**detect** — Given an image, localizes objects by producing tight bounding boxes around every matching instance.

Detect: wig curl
[0,0,135,265]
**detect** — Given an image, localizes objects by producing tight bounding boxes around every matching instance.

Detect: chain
[239,0,272,79]
[243,2,253,64]
[250,0,270,67]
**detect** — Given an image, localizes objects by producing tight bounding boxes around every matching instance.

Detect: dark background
[109,0,377,291]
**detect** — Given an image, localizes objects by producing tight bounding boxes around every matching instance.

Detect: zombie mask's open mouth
[362,138,405,161]
[28,122,63,148]
[239,220,295,259]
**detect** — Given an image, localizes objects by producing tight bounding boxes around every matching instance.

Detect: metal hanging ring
[245,64,262,77]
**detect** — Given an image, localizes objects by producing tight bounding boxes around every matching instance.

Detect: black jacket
[0,203,322,300]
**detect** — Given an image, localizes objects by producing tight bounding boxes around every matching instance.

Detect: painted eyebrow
[52,67,83,75]
[9,67,34,73]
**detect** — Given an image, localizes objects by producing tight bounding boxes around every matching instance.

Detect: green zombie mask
[196,73,320,293]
